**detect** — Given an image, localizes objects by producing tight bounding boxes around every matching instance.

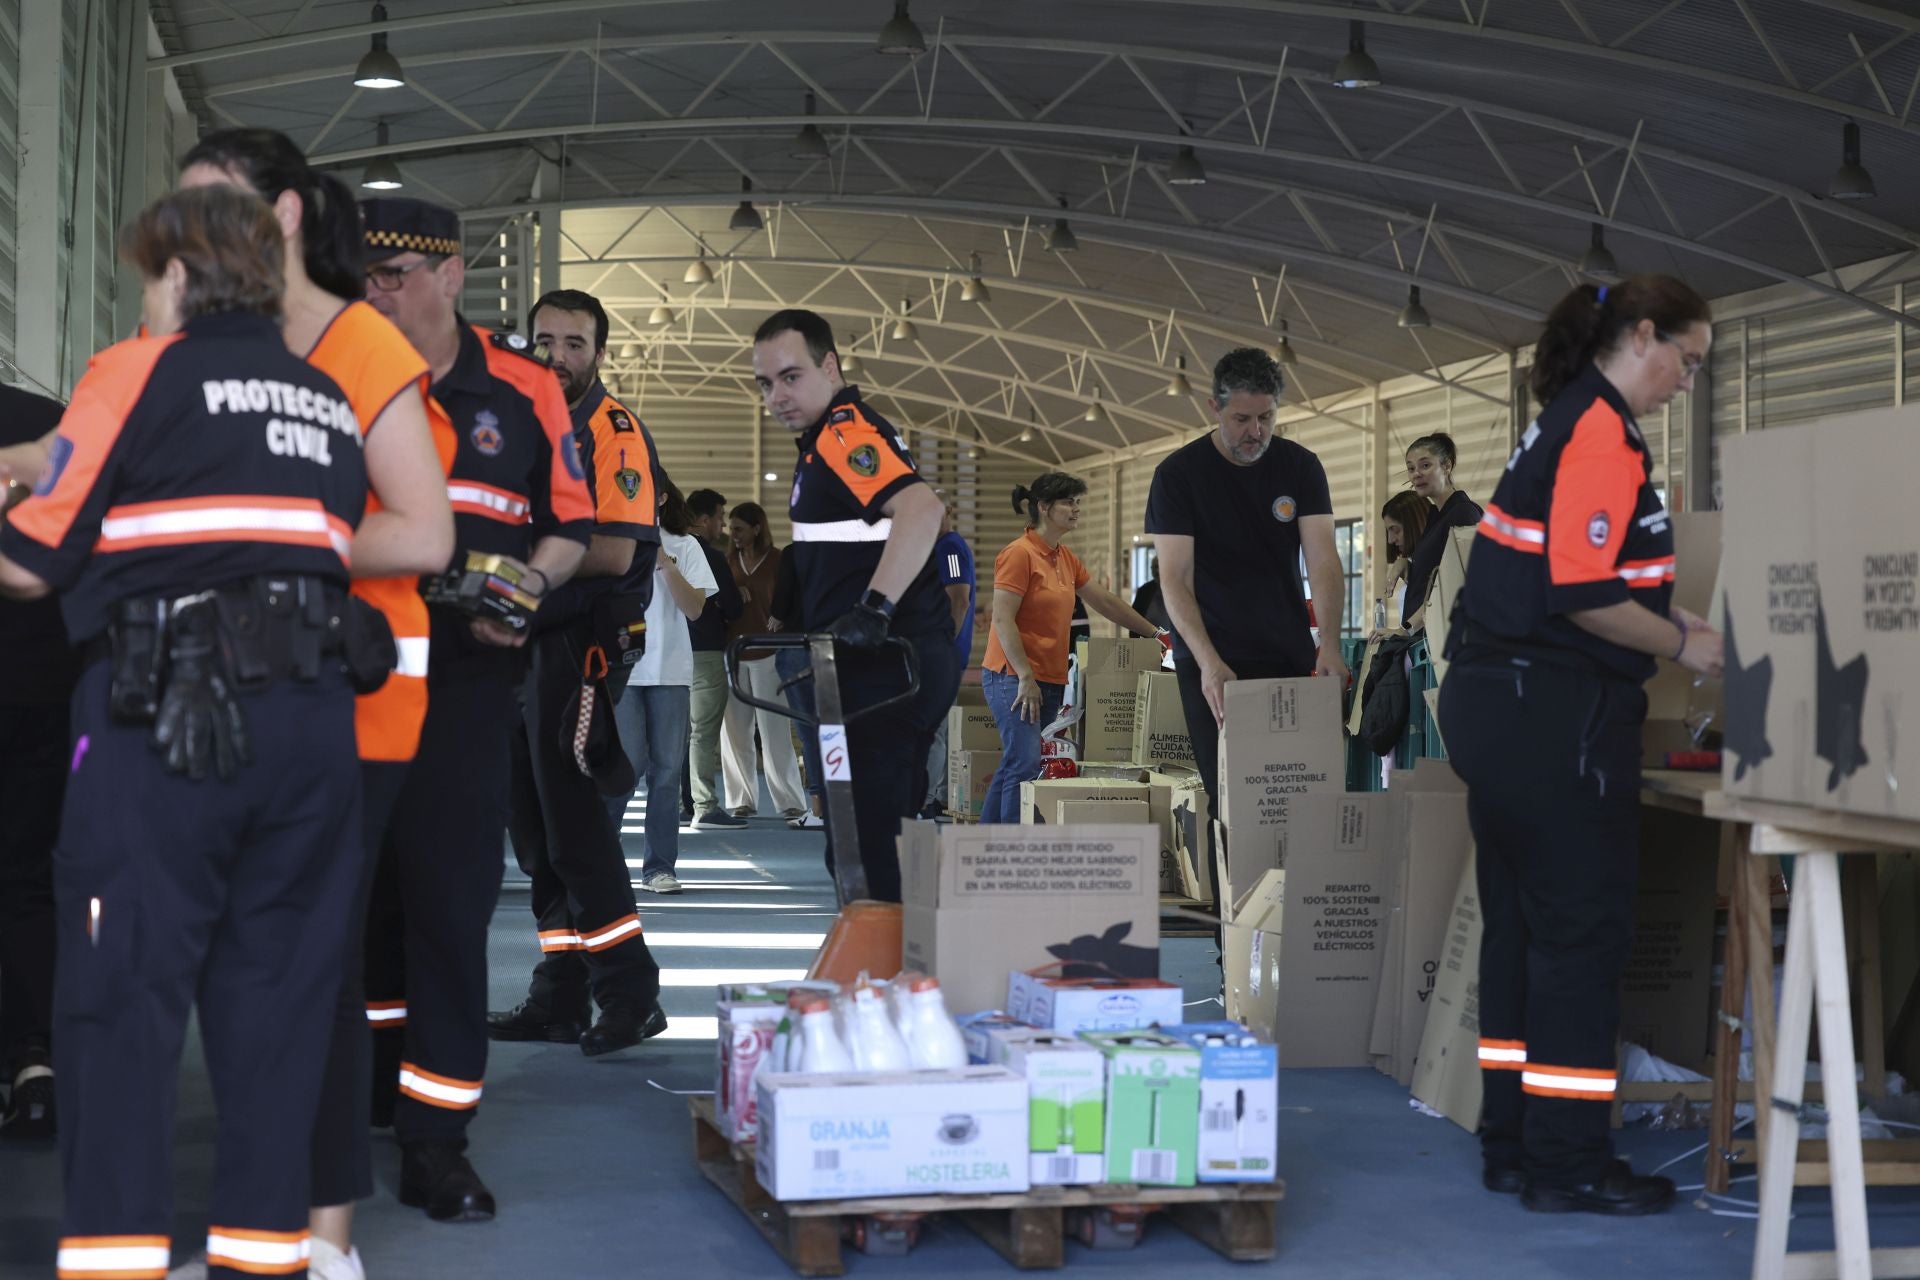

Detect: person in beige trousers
[718,502,810,819]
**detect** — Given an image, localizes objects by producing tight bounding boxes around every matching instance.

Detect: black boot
[399,1141,497,1222]
[487,999,588,1045]
[580,1002,668,1058]
[1522,1160,1675,1216]
[0,1043,55,1141]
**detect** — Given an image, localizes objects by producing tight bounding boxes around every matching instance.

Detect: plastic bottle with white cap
[794,998,854,1074]
[901,975,969,1070]
[847,985,912,1072]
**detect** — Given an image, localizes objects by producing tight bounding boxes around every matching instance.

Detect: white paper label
[1249,932,1264,996]
[818,723,851,782]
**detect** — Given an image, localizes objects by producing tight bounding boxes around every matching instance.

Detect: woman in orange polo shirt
[979,472,1165,822]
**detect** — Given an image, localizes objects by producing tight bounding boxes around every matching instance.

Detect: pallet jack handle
[723,633,920,907]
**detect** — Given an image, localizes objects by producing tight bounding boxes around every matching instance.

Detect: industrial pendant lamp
[729,176,764,231]
[1275,319,1298,366]
[649,288,675,326]
[1083,397,1104,423]
[353,3,405,89]
[1165,354,1194,396]
[960,252,990,303]
[839,350,858,375]
[1396,285,1431,329]
[1046,197,1079,253]
[1168,145,1207,185]
[876,0,927,56]
[1332,20,1382,89]
[1579,223,1621,281]
[360,121,403,190]
[1829,119,1876,200]
[892,300,919,342]
[684,249,714,286]
[791,93,832,160]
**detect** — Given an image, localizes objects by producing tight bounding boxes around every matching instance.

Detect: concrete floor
[4,794,1916,1278]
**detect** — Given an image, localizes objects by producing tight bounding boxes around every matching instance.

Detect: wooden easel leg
[1805,854,1872,1280]
[1711,822,1747,1196]
[1846,857,1887,1101]
[1743,846,1777,1158]
[1752,855,1816,1280]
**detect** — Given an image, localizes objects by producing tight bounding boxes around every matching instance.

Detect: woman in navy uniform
[1439,275,1723,1217]
[0,187,372,1279]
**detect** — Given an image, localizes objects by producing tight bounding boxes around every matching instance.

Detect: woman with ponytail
[1437,275,1722,1217]
[977,472,1166,822]
[1393,430,1482,630]
[179,130,456,1275]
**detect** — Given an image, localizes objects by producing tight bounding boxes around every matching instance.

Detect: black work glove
[151,605,252,781]
[828,601,892,652]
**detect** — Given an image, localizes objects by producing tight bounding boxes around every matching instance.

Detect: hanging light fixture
[1083,397,1104,423]
[839,350,858,375]
[1019,425,1035,442]
[892,300,919,342]
[1168,145,1207,185]
[1829,119,1876,200]
[1332,20,1382,89]
[960,252,991,303]
[1578,223,1622,281]
[684,249,714,286]
[649,288,675,326]
[360,121,403,190]
[1276,319,1299,366]
[1165,354,1194,396]
[618,342,638,360]
[1397,285,1431,329]
[876,0,927,56]
[729,176,764,231]
[791,93,832,160]
[353,3,405,89]
[1046,196,1079,253]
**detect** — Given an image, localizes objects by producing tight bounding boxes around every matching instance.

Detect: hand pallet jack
[724,632,920,984]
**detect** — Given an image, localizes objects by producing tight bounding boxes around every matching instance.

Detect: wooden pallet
[689,1096,1284,1275]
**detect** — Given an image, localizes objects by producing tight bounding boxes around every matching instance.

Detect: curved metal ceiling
[157,0,1920,454]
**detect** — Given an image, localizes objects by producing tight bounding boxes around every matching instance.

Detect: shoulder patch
[828,407,855,427]
[488,330,553,366]
[608,408,635,434]
[846,443,880,477]
[615,467,643,501]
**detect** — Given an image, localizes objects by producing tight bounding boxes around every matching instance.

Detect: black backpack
[1359,634,1417,757]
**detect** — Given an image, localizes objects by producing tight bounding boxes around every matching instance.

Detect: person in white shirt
[608,483,717,895]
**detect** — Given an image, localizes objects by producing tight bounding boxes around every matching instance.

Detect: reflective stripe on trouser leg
[398,1062,484,1110]
[1477,1038,1527,1069]
[1521,1065,1618,1101]
[56,1236,171,1279]
[206,1227,311,1276]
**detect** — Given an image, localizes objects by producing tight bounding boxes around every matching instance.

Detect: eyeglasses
[1654,329,1705,380]
[365,257,440,292]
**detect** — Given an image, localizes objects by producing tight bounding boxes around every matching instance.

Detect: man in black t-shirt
[0,383,71,1139]
[1144,348,1348,801]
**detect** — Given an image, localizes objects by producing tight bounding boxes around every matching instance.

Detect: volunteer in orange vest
[978,472,1165,823]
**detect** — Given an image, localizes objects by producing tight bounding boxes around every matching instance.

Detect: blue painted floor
[5,793,1918,1277]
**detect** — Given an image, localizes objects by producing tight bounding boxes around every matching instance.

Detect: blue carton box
[1164,1022,1278,1182]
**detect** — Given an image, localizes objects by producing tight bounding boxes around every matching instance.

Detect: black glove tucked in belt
[150,599,252,782]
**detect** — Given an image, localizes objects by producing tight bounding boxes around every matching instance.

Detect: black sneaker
[581,1002,669,1058]
[692,811,747,830]
[1482,1161,1525,1194]
[0,1050,55,1141]
[1522,1160,1675,1216]
[486,1000,588,1044]
[398,1141,496,1222]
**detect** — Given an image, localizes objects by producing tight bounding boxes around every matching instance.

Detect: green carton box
[985,1026,1106,1184]
[1080,1030,1200,1187]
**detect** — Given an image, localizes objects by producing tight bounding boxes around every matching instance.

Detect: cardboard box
[1080,637,1167,677]
[1020,777,1150,824]
[1080,639,1167,762]
[1006,971,1186,1035]
[1163,1022,1279,1183]
[1055,799,1150,832]
[755,1067,1031,1200]
[959,1011,1033,1065]
[1619,807,1719,1072]
[1082,1031,1201,1187]
[1131,672,1194,767]
[948,701,1002,756]
[900,822,1161,1017]
[1370,766,1472,1087]
[1410,849,1484,1132]
[1426,527,1476,687]
[983,1027,1107,1184]
[1214,678,1345,881]
[1808,414,1920,819]
[716,1000,787,1142]
[1223,793,1391,1066]
[949,748,1003,820]
[1170,781,1214,903]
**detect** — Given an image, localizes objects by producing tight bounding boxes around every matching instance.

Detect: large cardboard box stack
[1131,672,1194,768]
[1619,808,1719,1072]
[1368,763,1472,1087]
[1642,512,1724,767]
[1079,638,1167,761]
[900,822,1161,1016]
[947,686,1003,819]
[1410,850,1484,1132]
[950,749,1002,821]
[1720,410,1920,819]
[1215,677,1345,883]
[1223,792,1392,1066]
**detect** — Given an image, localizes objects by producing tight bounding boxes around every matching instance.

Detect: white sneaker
[309,1238,366,1280]
[788,812,824,830]
[639,870,683,895]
